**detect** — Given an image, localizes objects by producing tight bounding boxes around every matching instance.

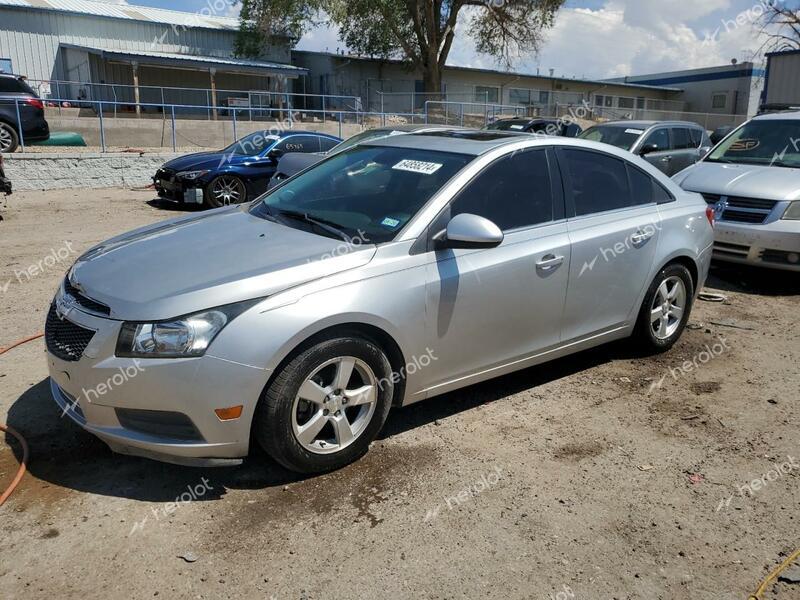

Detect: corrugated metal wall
[765,52,800,106]
[0,7,288,82]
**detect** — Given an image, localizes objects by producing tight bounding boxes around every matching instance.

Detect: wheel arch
[657,253,700,294]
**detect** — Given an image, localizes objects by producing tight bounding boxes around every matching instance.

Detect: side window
[450,149,554,231]
[276,136,320,153]
[560,149,632,216]
[628,164,675,205]
[671,128,692,150]
[642,128,669,152]
[318,137,339,152]
[688,128,705,148]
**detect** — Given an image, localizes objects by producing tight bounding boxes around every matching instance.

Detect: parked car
[47,130,712,473]
[153,130,342,208]
[0,154,11,195]
[673,111,800,271]
[579,121,712,176]
[0,73,50,152]
[268,124,460,189]
[709,125,735,145]
[484,117,582,137]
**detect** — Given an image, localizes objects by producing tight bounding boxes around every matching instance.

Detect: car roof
[372,124,461,133]
[363,129,531,156]
[593,120,704,129]
[753,110,800,121]
[278,131,339,139]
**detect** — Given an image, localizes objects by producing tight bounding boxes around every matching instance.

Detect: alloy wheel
[211,176,245,205]
[0,125,15,152]
[291,356,378,455]
[650,275,687,340]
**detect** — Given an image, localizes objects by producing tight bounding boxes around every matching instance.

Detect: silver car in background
[673,111,800,271]
[46,130,713,474]
[580,120,713,176]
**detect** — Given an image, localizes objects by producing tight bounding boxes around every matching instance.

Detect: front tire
[254,336,394,474]
[0,123,19,153]
[634,263,694,352]
[203,175,247,208]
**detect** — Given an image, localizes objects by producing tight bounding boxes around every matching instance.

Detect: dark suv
[0,74,50,152]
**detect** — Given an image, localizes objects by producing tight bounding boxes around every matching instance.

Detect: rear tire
[0,123,19,153]
[254,336,394,474]
[634,263,694,353]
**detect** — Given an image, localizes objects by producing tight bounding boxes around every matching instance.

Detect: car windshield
[221,132,279,156]
[328,129,402,154]
[251,145,473,243]
[706,119,800,167]
[486,120,530,131]
[579,125,643,150]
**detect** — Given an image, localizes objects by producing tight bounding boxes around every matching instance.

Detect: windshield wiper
[275,209,351,242]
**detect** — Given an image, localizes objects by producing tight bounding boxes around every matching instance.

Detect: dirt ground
[0,189,798,600]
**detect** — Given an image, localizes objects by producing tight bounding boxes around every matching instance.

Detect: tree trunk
[422,63,442,103]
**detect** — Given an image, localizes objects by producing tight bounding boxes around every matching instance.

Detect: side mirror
[268,148,284,161]
[434,213,504,249]
[639,143,660,156]
[699,146,713,158]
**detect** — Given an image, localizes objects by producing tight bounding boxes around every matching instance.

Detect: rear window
[579,125,642,151]
[0,76,36,95]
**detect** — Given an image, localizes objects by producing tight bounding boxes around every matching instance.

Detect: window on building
[475,86,500,104]
[604,96,614,107]
[636,97,646,109]
[618,97,635,109]
[560,149,633,216]
[450,149,554,231]
[594,95,605,106]
[538,90,551,105]
[509,88,531,105]
[712,93,727,109]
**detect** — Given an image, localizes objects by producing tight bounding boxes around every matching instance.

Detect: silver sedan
[46,130,713,473]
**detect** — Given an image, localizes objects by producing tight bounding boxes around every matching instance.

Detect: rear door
[669,127,701,174]
[556,148,662,342]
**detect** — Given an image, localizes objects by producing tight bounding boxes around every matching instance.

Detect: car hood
[674,161,800,201]
[161,151,233,172]
[68,206,376,321]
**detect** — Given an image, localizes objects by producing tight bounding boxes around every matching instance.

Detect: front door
[423,148,570,392]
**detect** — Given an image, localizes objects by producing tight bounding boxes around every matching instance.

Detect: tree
[756,3,800,53]
[235,0,565,94]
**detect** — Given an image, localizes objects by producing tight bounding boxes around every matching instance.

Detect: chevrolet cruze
[47,130,713,473]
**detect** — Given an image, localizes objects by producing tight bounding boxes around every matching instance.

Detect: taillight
[25,98,44,110]
[705,206,715,228]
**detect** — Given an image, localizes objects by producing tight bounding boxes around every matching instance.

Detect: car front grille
[701,193,777,224]
[64,278,111,316]
[45,304,96,361]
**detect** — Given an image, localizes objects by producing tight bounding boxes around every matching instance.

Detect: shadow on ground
[3,339,642,503]
[146,197,202,212]
[707,263,800,297]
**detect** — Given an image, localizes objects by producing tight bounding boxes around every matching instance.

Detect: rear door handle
[536,254,564,271]
[631,229,655,245]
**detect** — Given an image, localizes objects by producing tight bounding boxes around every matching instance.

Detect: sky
[129,0,785,78]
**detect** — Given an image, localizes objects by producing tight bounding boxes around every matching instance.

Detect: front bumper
[153,170,206,204]
[45,302,270,466]
[713,219,800,271]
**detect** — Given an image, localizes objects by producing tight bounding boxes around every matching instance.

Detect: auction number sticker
[625,128,645,135]
[392,159,443,175]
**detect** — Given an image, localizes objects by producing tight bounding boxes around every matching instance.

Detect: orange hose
[0,332,42,506]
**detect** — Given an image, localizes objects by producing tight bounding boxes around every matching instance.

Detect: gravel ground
[0,189,798,600]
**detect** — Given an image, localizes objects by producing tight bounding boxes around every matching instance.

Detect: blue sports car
[153,130,341,208]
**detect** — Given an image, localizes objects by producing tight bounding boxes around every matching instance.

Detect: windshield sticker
[625,128,645,135]
[380,217,401,229]
[392,160,443,175]
[510,124,525,130]
[730,139,760,151]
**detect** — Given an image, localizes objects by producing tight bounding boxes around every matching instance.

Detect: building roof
[607,62,765,87]
[292,50,684,93]
[0,0,246,32]
[61,44,307,76]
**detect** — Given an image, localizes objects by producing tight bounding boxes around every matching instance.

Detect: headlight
[176,170,209,181]
[782,201,800,220]
[116,300,259,358]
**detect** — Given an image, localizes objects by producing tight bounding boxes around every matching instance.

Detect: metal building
[762,49,800,109]
[0,0,305,110]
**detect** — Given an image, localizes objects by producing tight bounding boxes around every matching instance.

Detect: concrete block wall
[4,152,182,191]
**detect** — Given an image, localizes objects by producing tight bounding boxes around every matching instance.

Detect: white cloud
[297,0,773,78]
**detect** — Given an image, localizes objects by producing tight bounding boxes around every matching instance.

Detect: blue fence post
[14,99,25,151]
[322,95,326,123]
[338,112,342,139]
[98,101,106,152]
[171,105,176,152]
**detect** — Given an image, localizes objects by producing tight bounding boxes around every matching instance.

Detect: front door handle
[536,254,564,272]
